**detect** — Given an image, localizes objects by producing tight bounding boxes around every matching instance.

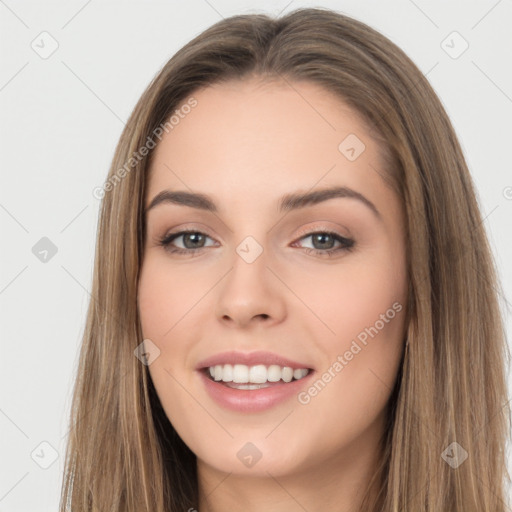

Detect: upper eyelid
[162,219,351,237]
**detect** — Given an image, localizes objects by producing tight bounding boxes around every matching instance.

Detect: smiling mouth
[201,364,313,390]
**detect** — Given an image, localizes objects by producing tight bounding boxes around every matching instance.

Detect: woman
[60,7,510,511]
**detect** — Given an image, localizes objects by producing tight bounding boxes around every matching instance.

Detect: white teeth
[221,364,233,382]
[207,364,310,384]
[233,364,249,383]
[282,367,293,383]
[224,382,272,390]
[249,364,267,384]
[293,368,304,380]
[267,365,282,382]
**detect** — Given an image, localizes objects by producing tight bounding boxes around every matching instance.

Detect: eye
[157,230,217,255]
[293,230,355,257]
[156,229,355,257]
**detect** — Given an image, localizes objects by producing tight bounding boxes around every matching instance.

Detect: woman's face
[138,77,408,480]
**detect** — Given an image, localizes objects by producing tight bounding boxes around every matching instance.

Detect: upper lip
[195,350,314,371]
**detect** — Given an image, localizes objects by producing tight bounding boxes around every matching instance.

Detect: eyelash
[156,229,355,257]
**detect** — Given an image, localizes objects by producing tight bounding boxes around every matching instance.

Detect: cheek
[290,248,407,347]
[297,252,407,428]
[137,256,213,341]
[336,265,405,343]
[137,259,205,435]
[292,248,407,405]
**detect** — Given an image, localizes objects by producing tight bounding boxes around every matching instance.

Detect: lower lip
[197,369,315,413]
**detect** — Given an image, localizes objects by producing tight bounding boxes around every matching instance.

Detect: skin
[137,77,408,512]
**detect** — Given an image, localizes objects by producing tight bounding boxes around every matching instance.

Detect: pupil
[185,233,203,248]
[314,233,333,249]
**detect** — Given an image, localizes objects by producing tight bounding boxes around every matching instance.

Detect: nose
[214,248,287,329]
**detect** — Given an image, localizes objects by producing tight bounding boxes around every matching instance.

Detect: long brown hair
[59,7,510,511]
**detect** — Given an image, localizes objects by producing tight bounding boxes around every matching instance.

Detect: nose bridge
[214,232,285,326]
[235,234,266,265]
[226,232,270,298]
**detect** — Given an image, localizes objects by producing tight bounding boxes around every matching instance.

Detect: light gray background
[1,1,511,510]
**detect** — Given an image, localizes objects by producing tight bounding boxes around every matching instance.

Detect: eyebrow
[145,186,381,220]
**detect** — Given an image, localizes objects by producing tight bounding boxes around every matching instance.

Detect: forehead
[146,77,390,212]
